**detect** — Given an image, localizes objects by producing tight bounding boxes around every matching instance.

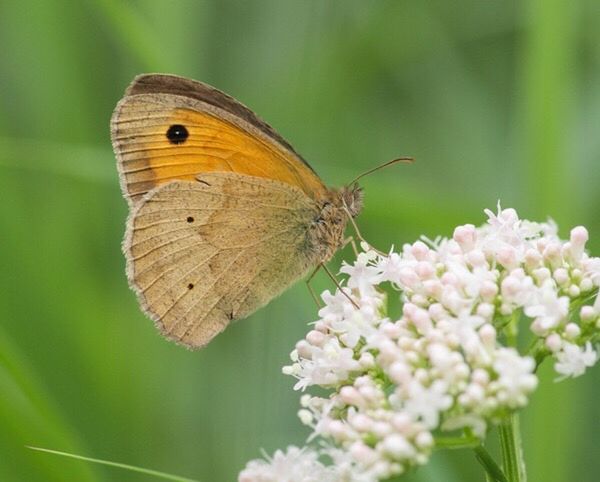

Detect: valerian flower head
[238,446,335,482]
[241,206,599,482]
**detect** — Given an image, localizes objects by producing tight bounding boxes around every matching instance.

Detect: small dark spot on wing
[166,124,188,144]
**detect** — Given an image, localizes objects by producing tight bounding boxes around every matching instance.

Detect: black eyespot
[166,124,189,144]
[186,216,194,223]
[187,283,194,290]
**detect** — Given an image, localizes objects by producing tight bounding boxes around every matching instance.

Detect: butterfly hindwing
[124,172,318,348]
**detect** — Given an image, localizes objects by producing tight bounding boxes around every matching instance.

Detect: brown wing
[111,74,327,207]
[125,73,308,164]
[124,172,318,349]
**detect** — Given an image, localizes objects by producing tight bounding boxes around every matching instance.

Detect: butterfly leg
[306,264,324,309]
[342,200,387,257]
[321,264,360,310]
[342,235,359,256]
[347,215,387,257]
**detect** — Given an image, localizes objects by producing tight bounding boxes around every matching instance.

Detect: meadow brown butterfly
[111,74,363,349]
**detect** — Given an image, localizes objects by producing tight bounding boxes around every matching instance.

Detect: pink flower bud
[543,243,562,266]
[428,303,446,320]
[580,278,593,292]
[480,281,499,301]
[306,330,326,346]
[416,261,435,278]
[350,442,378,465]
[423,279,442,297]
[570,226,588,247]
[441,272,458,286]
[453,224,477,251]
[545,333,562,352]
[479,324,497,346]
[580,305,596,322]
[391,413,412,432]
[568,285,580,297]
[472,368,490,384]
[476,303,495,319]
[411,241,430,260]
[350,413,373,432]
[415,431,434,448]
[399,268,420,287]
[383,434,414,458]
[388,361,411,384]
[533,267,551,283]
[295,340,313,358]
[497,246,518,269]
[373,421,392,437]
[403,302,418,317]
[501,276,520,297]
[412,309,432,333]
[553,268,569,286]
[328,420,348,439]
[340,385,362,405]
[524,249,543,268]
[564,323,581,339]
[466,249,486,267]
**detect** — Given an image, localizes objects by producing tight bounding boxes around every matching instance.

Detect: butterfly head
[307,185,363,264]
[341,183,364,219]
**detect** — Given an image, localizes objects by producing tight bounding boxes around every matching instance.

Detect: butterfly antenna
[346,156,414,187]
[341,197,387,257]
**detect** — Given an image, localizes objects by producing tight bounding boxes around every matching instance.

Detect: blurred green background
[1,1,599,481]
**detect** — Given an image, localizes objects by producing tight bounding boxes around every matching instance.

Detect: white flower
[554,342,598,379]
[239,446,335,482]
[325,446,382,482]
[401,380,453,429]
[442,414,487,438]
[492,348,537,407]
[291,336,361,390]
[243,206,599,482]
[377,252,405,286]
[340,250,382,295]
[525,283,569,335]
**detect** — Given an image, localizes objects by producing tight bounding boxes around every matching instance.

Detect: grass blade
[28,446,200,482]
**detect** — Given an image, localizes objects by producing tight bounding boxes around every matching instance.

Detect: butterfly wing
[111,74,326,206]
[124,172,318,349]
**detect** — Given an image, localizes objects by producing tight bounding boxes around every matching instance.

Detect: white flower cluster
[239,206,600,482]
[238,446,335,482]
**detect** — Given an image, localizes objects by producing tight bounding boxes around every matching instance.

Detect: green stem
[506,312,519,347]
[473,445,508,482]
[499,414,527,482]
[434,435,480,450]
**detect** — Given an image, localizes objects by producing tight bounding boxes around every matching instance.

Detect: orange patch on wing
[114,106,326,203]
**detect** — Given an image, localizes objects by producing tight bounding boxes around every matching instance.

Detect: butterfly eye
[186,216,194,223]
[166,124,189,144]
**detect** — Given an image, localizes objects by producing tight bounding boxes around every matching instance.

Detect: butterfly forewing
[111,78,327,206]
[124,73,309,165]
[125,172,318,348]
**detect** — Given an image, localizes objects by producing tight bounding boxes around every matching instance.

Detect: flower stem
[499,413,527,482]
[434,435,480,450]
[473,445,508,482]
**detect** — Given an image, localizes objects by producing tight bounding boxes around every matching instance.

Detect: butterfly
[111,74,363,349]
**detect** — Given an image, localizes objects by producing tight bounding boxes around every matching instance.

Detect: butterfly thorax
[307,184,364,264]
